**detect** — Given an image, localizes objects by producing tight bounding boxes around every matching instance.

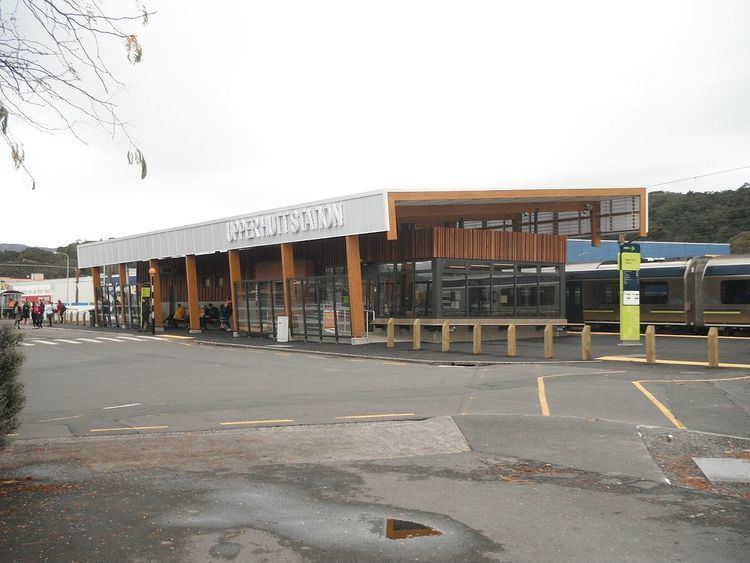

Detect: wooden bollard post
[412,319,421,350]
[76,311,80,325]
[472,323,482,354]
[544,323,554,359]
[386,318,395,348]
[645,325,656,365]
[581,325,592,361]
[441,320,450,352]
[507,323,517,357]
[708,326,719,368]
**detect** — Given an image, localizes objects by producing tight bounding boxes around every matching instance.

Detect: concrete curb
[194,338,603,367]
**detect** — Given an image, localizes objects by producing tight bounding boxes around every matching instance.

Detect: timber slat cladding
[361,227,566,263]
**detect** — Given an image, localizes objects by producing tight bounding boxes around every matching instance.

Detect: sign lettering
[225,203,345,243]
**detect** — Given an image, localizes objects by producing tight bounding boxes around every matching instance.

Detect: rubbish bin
[89,309,96,327]
[276,315,289,343]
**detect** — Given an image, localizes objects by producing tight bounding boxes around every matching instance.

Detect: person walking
[14,303,23,329]
[140,298,151,332]
[31,302,41,328]
[56,299,66,323]
[22,301,30,326]
[45,300,55,327]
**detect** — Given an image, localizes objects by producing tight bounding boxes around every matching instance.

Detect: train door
[684,256,709,328]
[565,281,583,323]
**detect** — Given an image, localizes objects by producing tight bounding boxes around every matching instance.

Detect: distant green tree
[0,324,25,449]
[729,231,750,254]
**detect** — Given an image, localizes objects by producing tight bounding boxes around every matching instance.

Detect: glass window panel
[468,264,491,317]
[641,282,668,305]
[491,265,514,317]
[721,280,750,304]
[441,269,467,317]
[515,265,539,317]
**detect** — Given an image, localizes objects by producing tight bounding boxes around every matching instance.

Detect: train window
[721,280,750,304]
[601,283,619,305]
[641,282,668,305]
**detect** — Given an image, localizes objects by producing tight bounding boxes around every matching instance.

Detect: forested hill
[647,183,750,243]
[0,242,80,279]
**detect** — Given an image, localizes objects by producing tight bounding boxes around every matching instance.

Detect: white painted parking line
[31,340,58,346]
[76,338,102,343]
[38,415,83,422]
[55,339,81,344]
[20,342,34,347]
[137,336,170,342]
[96,337,125,342]
[118,336,145,342]
[102,402,141,410]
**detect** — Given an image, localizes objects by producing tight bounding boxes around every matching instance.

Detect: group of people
[8,299,67,329]
[163,301,233,330]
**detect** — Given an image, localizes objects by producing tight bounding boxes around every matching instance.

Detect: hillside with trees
[0,242,81,279]
[647,184,750,249]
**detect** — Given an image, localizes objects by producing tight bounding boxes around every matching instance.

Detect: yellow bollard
[581,325,592,361]
[544,323,554,359]
[472,323,482,354]
[386,318,395,348]
[412,319,421,351]
[441,320,450,352]
[708,326,719,368]
[645,325,656,365]
[507,323,517,357]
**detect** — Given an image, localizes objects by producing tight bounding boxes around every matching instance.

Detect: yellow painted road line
[335,413,415,420]
[597,356,750,369]
[157,334,195,340]
[275,352,292,356]
[90,425,168,432]
[537,377,550,416]
[631,381,686,429]
[536,370,627,417]
[219,418,295,426]
[639,375,750,384]
[382,361,408,366]
[55,339,81,344]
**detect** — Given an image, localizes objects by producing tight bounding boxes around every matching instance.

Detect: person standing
[14,303,23,329]
[22,301,30,326]
[45,300,55,327]
[31,302,40,328]
[56,299,66,323]
[140,298,151,332]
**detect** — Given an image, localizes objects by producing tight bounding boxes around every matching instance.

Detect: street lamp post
[53,251,70,308]
[148,267,156,335]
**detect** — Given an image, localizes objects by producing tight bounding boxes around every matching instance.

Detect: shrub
[0,323,25,448]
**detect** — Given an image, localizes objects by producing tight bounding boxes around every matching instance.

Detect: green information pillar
[618,243,641,344]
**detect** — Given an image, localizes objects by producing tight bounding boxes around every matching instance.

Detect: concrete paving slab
[454,414,667,481]
[693,457,750,483]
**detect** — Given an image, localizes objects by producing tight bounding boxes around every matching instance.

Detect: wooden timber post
[472,323,482,354]
[345,235,366,339]
[441,320,450,352]
[507,323,517,357]
[91,266,101,326]
[544,323,554,359]
[708,327,719,368]
[280,243,296,319]
[228,249,242,336]
[645,325,656,365]
[412,319,421,350]
[581,325,592,361]
[185,255,201,333]
[386,318,395,348]
[118,263,128,327]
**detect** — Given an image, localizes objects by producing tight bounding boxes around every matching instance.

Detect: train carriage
[566,254,750,332]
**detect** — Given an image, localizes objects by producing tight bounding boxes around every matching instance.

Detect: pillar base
[155,326,165,332]
[351,336,369,346]
[232,331,240,338]
[189,329,202,334]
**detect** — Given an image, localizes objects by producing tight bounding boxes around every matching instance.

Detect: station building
[76,188,647,342]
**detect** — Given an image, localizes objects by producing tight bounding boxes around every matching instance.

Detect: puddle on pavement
[385,518,442,540]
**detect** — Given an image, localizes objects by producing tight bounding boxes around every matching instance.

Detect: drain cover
[693,457,750,483]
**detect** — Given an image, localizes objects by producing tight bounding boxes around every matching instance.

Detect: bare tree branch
[0,0,153,189]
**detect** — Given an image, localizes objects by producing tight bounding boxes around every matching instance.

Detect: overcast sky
[1,0,749,248]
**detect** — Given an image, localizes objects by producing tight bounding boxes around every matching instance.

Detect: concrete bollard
[441,320,450,352]
[581,325,592,361]
[544,323,554,359]
[708,326,719,368]
[412,319,421,351]
[507,323,517,357]
[386,318,395,348]
[645,325,656,365]
[472,323,482,355]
